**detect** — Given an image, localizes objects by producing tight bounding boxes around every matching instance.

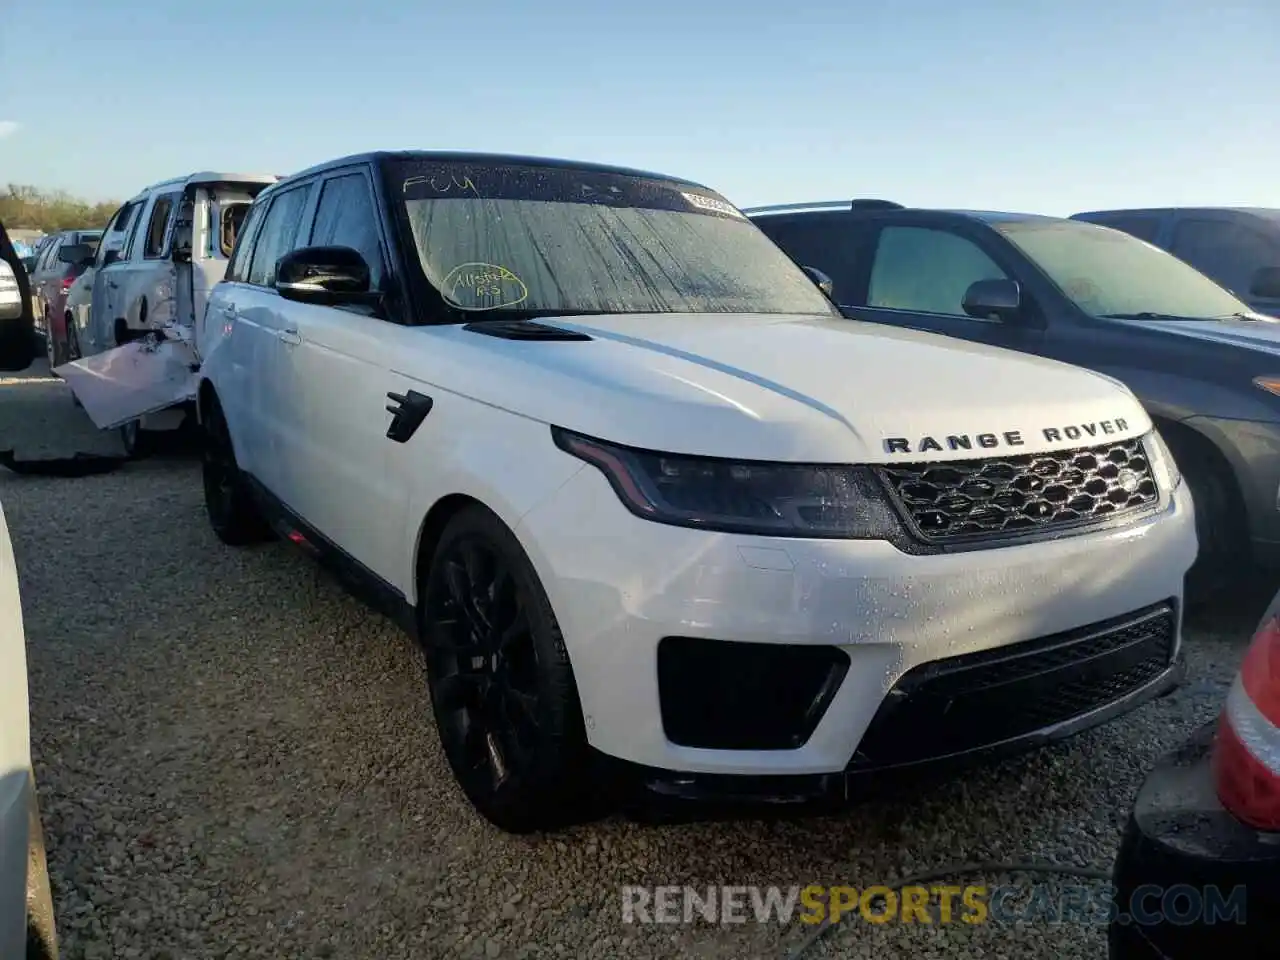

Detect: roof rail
[741,199,904,216]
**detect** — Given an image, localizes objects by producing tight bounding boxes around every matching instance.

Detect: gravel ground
[0,359,1267,960]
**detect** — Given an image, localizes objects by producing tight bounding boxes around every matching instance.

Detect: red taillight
[60,274,75,291]
[1213,616,1280,829]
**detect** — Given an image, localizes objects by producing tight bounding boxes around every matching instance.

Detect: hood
[1116,314,1280,357]
[411,313,1150,464]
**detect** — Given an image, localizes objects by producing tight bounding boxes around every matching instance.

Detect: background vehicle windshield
[394,160,837,318]
[998,219,1251,319]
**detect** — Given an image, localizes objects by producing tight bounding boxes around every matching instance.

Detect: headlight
[1145,428,1182,491]
[551,427,900,538]
[1254,376,1280,398]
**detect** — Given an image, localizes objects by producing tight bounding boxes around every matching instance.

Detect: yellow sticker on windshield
[441,263,529,311]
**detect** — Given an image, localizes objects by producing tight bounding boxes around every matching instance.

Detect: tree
[0,184,120,232]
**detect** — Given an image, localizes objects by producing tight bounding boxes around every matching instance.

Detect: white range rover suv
[198,151,1197,833]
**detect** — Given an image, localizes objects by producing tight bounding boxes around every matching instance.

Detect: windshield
[997,219,1251,319]
[394,160,838,318]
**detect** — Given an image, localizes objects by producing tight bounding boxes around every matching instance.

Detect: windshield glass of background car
[998,220,1251,319]
[395,161,838,317]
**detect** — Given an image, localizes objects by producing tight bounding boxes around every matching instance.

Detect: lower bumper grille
[847,602,1177,770]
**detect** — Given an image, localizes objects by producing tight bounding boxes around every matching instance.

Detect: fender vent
[462,320,592,341]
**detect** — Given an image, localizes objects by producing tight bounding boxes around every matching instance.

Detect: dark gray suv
[1071,207,1280,317]
[751,200,1280,602]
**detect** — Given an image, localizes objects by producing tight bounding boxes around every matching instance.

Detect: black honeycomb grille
[877,438,1159,544]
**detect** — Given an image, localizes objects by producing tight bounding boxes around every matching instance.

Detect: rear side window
[309,173,385,289]
[247,185,312,287]
[143,192,179,258]
[754,215,859,302]
[866,226,1008,316]
[1170,218,1280,297]
[1093,216,1162,244]
[225,201,267,282]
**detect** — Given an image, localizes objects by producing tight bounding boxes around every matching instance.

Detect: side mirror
[275,246,377,307]
[802,266,834,298]
[962,278,1023,322]
[1250,266,1280,300]
[58,243,92,266]
[102,249,122,267]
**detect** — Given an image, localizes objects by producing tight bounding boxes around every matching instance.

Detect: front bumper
[516,465,1197,777]
[1109,721,1280,959]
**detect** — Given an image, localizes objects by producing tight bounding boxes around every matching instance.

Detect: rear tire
[43,307,64,368]
[201,394,271,546]
[420,505,593,833]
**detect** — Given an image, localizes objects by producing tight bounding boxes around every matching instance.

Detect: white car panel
[516,462,1195,773]
[0,500,32,959]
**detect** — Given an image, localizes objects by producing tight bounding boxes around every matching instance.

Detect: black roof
[271,150,709,193]
[747,202,1070,226]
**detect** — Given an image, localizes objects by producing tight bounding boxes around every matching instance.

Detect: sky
[0,0,1275,215]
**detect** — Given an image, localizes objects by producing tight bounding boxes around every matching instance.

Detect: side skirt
[242,475,419,641]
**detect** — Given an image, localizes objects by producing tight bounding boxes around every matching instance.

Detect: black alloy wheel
[421,507,592,832]
[201,396,269,545]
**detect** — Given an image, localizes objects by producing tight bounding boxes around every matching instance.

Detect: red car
[1109,588,1280,958]
[28,228,101,366]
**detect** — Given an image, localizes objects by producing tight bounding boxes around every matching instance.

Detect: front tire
[420,506,592,833]
[1164,428,1247,605]
[201,395,270,546]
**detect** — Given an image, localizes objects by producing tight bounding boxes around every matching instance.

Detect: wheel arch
[1152,414,1251,547]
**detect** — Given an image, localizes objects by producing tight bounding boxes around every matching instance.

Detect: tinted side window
[1098,216,1162,244]
[1170,219,1280,296]
[247,185,311,288]
[225,201,268,283]
[754,215,858,302]
[143,192,179,258]
[110,203,136,235]
[866,226,1008,316]
[309,173,385,289]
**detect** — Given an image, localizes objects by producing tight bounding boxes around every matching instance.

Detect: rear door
[844,218,1048,352]
[88,203,138,351]
[215,181,315,493]
[126,189,181,332]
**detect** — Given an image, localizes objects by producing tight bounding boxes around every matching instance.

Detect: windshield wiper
[1100,312,1201,321]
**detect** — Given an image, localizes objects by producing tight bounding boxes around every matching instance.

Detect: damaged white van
[57,171,276,453]
[64,152,1197,832]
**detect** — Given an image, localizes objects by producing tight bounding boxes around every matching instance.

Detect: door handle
[108,282,118,289]
[278,329,301,345]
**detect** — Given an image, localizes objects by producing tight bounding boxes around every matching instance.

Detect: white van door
[118,190,180,338]
[193,187,260,337]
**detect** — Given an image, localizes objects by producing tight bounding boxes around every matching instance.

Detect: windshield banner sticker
[441,263,529,311]
[681,192,745,219]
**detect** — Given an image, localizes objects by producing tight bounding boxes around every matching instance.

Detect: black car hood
[1119,315,1280,357]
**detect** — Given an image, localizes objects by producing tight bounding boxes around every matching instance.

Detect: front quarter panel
[391,375,585,604]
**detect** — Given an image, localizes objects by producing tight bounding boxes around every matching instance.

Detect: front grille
[877,438,1159,544]
[847,603,1177,769]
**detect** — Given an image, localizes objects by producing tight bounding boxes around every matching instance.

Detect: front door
[274,167,404,581]
[847,222,1047,353]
